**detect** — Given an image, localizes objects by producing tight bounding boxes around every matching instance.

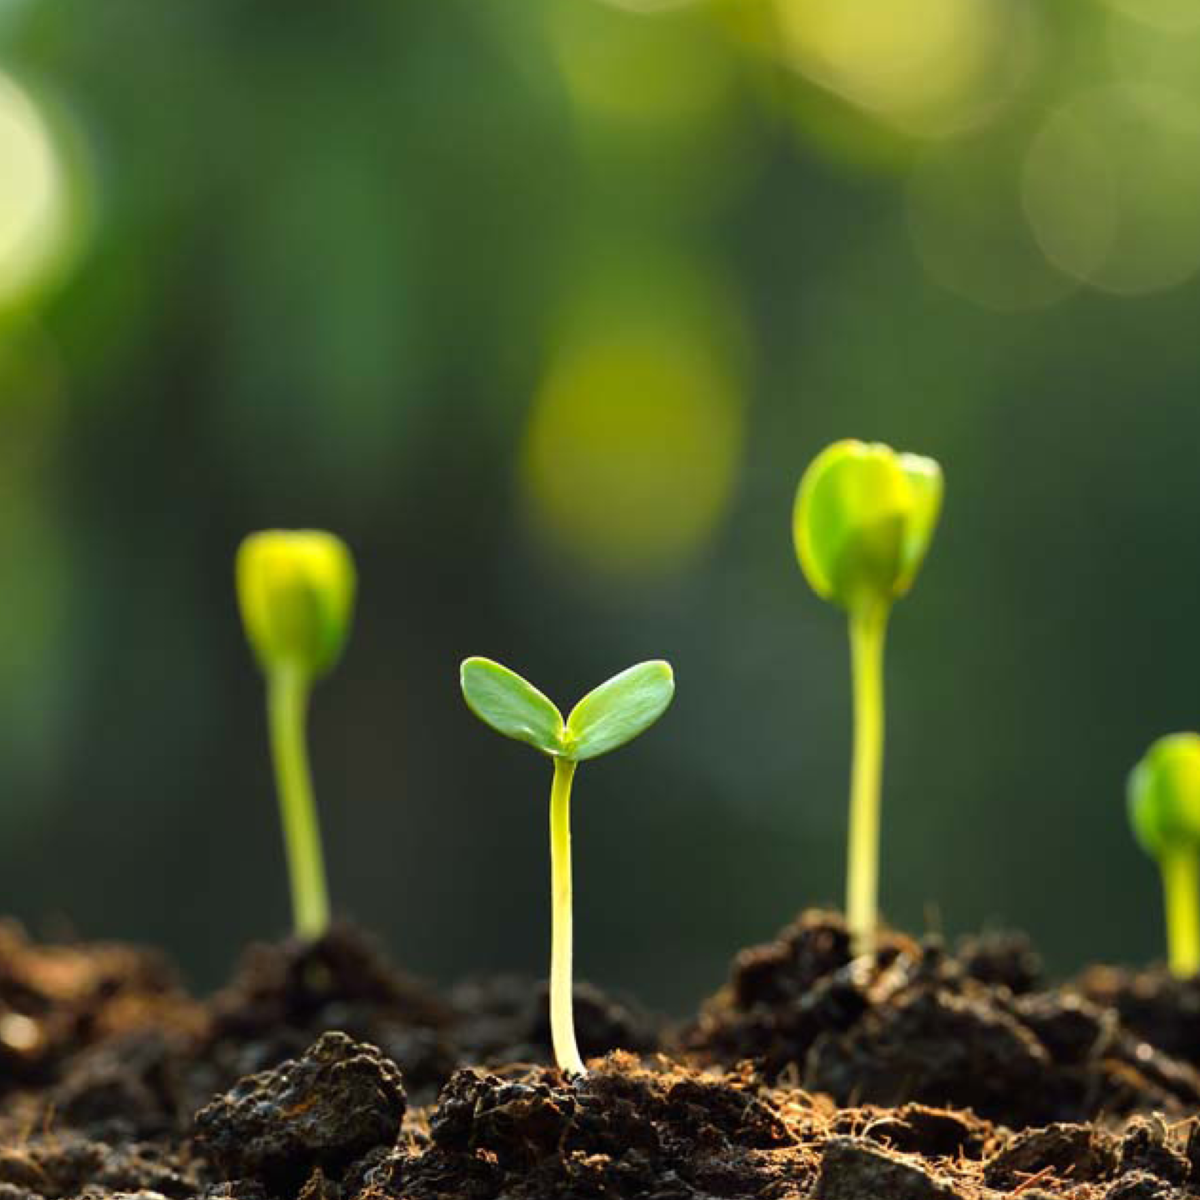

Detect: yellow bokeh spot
[522,321,744,580]
[549,0,733,125]
[0,73,72,307]
[1022,85,1200,295]
[774,0,1029,138]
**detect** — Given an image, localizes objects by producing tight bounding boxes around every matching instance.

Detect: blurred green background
[2,0,1199,1011]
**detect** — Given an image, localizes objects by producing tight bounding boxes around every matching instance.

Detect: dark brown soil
[1076,965,1200,1071]
[685,910,1200,1129]
[2,910,1200,1199]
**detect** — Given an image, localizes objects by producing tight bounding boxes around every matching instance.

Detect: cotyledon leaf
[460,657,565,756]
[564,660,675,762]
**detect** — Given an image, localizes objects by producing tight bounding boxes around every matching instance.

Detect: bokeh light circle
[0,72,73,308]
[1022,85,1200,296]
[906,128,1076,311]
[550,0,732,125]
[773,0,1037,138]
[521,291,745,581]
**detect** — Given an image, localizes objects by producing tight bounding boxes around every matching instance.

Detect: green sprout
[793,439,943,956]
[236,530,356,939]
[460,656,675,1075]
[1128,733,1200,978]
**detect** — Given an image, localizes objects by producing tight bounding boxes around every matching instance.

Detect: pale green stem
[1162,846,1200,978]
[847,602,889,958]
[549,757,585,1075]
[267,664,330,939]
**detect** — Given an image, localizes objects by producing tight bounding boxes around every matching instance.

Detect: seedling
[1128,733,1200,978]
[793,439,943,956]
[236,530,356,939]
[460,657,675,1075]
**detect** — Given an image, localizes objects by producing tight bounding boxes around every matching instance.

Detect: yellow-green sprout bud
[1129,733,1200,977]
[236,530,357,939]
[236,530,356,679]
[794,440,942,616]
[792,440,943,958]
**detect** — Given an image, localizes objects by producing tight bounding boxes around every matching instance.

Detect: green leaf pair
[460,658,675,762]
[461,655,675,1074]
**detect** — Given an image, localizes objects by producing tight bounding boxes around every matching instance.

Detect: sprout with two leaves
[460,657,675,1075]
[793,440,943,956]
[237,530,356,939]
[1129,733,1200,978]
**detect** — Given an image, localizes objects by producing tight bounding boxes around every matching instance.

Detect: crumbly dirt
[1075,965,1200,1071]
[2,911,1200,1199]
[201,924,658,1104]
[200,923,459,1102]
[0,919,204,1097]
[195,1031,406,1189]
[684,910,1200,1128]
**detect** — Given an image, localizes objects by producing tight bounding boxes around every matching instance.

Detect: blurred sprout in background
[1,0,1200,1007]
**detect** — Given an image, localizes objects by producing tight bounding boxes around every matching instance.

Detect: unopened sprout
[460,657,675,1075]
[236,530,356,939]
[793,440,943,956]
[1128,733,1200,978]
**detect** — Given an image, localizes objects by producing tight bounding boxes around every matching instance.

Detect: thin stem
[549,756,585,1075]
[847,602,889,957]
[1162,846,1200,978]
[267,665,330,939]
